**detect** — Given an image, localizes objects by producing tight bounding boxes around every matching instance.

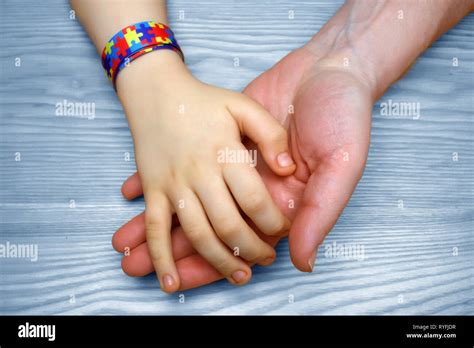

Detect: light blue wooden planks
[0,0,472,315]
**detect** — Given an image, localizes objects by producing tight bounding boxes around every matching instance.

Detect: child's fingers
[120,222,284,288]
[114,212,195,258]
[121,244,262,291]
[194,176,276,265]
[113,210,180,253]
[228,95,296,176]
[121,224,196,277]
[117,215,284,277]
[222,159,290,237]
[121,247,242,291]
[145,194,180,293]
[123,250,224,291]
[170,188,252,285]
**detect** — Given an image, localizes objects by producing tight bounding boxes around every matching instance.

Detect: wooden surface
[0,0,472,315]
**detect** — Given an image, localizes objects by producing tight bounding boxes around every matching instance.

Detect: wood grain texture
[0,0,473,315]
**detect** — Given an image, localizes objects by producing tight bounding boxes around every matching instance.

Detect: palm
[242,48,372,269]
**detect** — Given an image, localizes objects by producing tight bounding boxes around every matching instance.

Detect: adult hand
[91,0,473,290]
[112,43,373,288]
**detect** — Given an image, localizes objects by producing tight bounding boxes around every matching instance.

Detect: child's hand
[117,51,295,293]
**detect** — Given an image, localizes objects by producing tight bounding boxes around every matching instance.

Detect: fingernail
[277,152,294,167]
[162,274,175,289]
[308,250,317,272]
[231,270,247,283]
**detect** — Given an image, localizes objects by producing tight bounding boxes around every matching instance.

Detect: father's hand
[112,43,373,289]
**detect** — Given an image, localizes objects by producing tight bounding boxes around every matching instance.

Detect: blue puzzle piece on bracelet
[136,22,156,44]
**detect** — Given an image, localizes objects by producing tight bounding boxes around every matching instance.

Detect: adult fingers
[121,225,194,277]
[121,172,143,200]
[112,212,146,252]
[113,211,180,252]
[289,159,365,272]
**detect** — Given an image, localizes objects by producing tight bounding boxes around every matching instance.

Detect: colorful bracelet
[101,21,184,87]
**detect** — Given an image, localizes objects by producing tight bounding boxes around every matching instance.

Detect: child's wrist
[116,49,198,134]
[117,49,195,124]
[116,49,190,97]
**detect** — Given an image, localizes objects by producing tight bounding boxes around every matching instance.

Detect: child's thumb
[228,96,296,176]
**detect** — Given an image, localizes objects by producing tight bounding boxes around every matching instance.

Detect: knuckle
[242,190,266,213]
[269,217,287,235]
[216,218,241,239]
[145,220,164,235]
[247,245,273,264]
[186,158,205,179]
[149,242,167,266]
[150,251,166,265]
[247,253,265,264]
[268,126,286,144]
[213,256,237,275]
[184,223,206,246]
